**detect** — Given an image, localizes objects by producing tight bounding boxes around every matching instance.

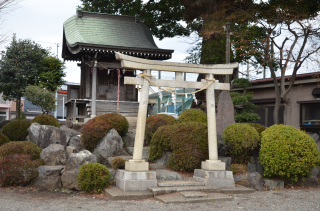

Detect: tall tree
[0,35,65,117]
[37,56,66,92]
[201,0,320,124]
[80,0,190,40]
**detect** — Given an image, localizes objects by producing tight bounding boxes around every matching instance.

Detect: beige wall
[249,83,319,129]
[10,100,25,112]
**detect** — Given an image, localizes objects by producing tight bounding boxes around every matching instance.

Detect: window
[0,111,7,121]
[301,103,320,125]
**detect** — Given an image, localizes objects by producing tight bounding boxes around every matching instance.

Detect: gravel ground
[0,187,320,211]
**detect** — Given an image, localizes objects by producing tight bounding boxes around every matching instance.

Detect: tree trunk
[16,92,21,118]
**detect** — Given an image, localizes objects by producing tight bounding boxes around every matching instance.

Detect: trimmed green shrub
[178,109,207,123]
[77,163,111,193]
[0,132,10,147]
[260,124,320,183]
[0,154,44,186]
[81,113,129,151]
[0,141,42,160]
[149,122,208,172]
[222,123,259,164]
[1,119,31,141]
[32,114,60,127]
[145,114,177,145]
[110,157,125,169]
[246,123,266,136]
[149,125,174,162]
[230,164,248,175]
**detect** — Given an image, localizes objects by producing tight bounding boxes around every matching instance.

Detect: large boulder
[234,172,263,191]
[93,129,127,165]
[217,134,227,156]
[34,166,64,190]
[299,176,320,187]
[122,133,135,147]
[64,150,97,171]
[67,136,85,153]
[126,147,148,159]
[61,150,97,190]
[61,170,81,190]
[264,178,284,189]
[248,156,264,176]
[219,156,231,171]
[28,123,69,149]
[60,126,81,145]
[150,152,172,169]
[28,123,82,149]
[40,144,68,166]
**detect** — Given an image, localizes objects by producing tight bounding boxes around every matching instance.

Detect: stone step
[149,186,217,196]
[180,191,207,198]
[105,187,153,200]
[158,180,205,187]
[155,192,233,204]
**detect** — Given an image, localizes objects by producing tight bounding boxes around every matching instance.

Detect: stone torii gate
[115,52,238,191]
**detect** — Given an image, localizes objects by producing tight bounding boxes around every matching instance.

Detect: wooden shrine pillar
[91,60,97,118]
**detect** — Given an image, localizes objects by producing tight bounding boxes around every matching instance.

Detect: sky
[0,0,193,84]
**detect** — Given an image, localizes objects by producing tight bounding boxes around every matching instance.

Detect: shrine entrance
[114,52,238,191]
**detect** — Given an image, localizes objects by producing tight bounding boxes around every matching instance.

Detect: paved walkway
[0,188,320,211]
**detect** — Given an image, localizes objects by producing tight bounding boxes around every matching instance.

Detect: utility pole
[157,70,161,114]
[247,63,250,80]
[57,43,59,58]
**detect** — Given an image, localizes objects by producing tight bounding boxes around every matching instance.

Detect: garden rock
[108,168,117,183]
[72,123,84,132]
[60,126,81,144]
[61,150,97,190]
[67,136,85,153]
[310,133,319,142]
[122,133,135,147]
[151,169,183,181]
[126,147,149,159]
[217,134,227,156]
[310,166,320,177]
[263,178,284,189]
[218,156,231,171]
[234,172,263,190]
[61,170,81,190]
[40,144,68,166]
[34,166,64,190]
[248,157,264,176]
[65,120,73,128]
[28,123,69,149]
[64,150,97,171]
[216,91,235,134]
[299,176,320,187]
[150,152,172,169]
[93,129,127,165]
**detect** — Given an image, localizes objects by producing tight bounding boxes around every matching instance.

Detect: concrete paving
[155,192,233,204]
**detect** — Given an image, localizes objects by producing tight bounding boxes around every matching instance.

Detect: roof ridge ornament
[77,8,83,18]
[135,14,140,23]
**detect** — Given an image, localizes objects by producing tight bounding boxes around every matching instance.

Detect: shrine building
[62,9,173,123]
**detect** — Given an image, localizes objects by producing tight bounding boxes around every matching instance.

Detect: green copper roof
[63,11,172,53]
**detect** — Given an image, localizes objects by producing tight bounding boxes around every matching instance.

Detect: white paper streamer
[192,93,198,105]
[172,93,176,105]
